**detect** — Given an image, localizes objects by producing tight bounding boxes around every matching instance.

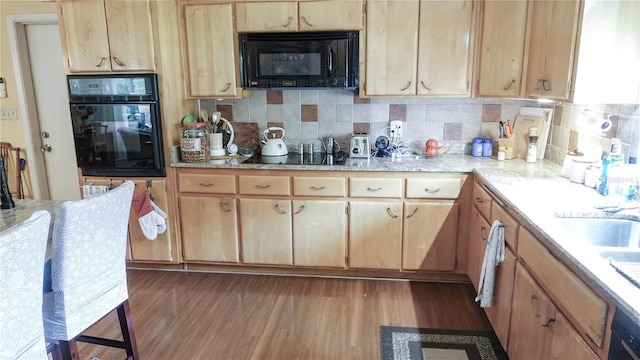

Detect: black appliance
[239,31,359,89]
[67,74,165,177]
[609,309,640,359]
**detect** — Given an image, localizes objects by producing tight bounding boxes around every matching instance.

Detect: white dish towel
[475,220,505,308]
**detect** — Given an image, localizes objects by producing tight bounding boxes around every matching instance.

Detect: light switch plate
[0,107,17,120]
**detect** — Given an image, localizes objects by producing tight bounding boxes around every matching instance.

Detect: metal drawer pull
[112,56,126,66]
[301,16,313,26]
[274,204,287,214]
[476,197,484,203]
[541,318,556,327]
[199,182,214,187]
[531,294,541,317]
[425,188,440,194]
[367,187,382,192]
[96,57,107,68]
[256,184,271,189]
[386,207,399,218]
[294,205,305,214]
[503,79,516,90]
[406,208,418,218]
[480,226,488,244]
[400,81,412,91]
[281,16,293,27]
[310,186,325,190]
[221,201,232,212]
[420,81,431,91]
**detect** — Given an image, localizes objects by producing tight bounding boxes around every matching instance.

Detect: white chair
[0,210,51,360]
[43,181,137,360]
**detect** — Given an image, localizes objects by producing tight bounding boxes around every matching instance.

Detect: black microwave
[239,31,359,90]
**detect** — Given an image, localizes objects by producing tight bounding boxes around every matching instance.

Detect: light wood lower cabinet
[402,201,459,271]
[348,201,403,269]
[508,264,599,359]
[239,198,293,265]
[292,200,346,268]
[484,246,516,350]
[468,206,489,291]
[179,195,238,263]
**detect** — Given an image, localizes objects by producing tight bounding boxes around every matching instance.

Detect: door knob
[40,144,52,152]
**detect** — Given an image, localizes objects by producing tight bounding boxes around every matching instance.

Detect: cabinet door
[484,246,516,351]
[364,0,419,96]
[402,201,459,271]
[298,0,363,31]
[292,200,346,267]
[104,0,155,72]
[525,0,580,101]
[57,1,111,72]
[475,0,529,97]
[467,207,489,291]
[180,195,239,263]
[183,4,237,98]
[239,199,292,265]
[128,179,173,262]
[235,2,298,32]
[417,0,474,96]
[348,201,402,269]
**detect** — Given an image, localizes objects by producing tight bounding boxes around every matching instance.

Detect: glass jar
[180,122,210,162]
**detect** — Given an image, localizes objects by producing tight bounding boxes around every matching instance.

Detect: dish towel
[131,190,167,240]
[475,220,505,308]
[82,185,109,198]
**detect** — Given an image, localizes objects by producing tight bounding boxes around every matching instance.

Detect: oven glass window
[71,104,157,169]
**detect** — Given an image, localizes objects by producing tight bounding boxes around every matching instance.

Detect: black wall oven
[68,73,165,177]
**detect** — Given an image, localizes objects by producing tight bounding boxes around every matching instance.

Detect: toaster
[349,134,370,159]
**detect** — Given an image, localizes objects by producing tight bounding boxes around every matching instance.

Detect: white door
[25,24,80,200]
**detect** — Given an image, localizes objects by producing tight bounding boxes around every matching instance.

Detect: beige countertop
[171,152,640,324]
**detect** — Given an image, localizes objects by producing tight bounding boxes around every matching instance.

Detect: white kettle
[261,127,288,157]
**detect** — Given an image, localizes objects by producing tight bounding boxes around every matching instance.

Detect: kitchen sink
[549,217,640,249]
[599,249,640,263]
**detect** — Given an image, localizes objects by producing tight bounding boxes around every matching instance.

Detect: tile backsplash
[202,89,640,164]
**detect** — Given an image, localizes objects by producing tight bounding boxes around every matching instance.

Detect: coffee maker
[349,134,370,159]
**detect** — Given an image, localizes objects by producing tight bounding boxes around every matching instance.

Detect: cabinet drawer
[293,177,346,197]
[178,173,236,194]
[472,181,492,221]
[239,176,290,196]
[491,204,519,250]
[349,178,403,198]
[406,176,464,199]
[518,227,608,348]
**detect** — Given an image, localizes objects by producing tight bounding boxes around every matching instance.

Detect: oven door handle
[621,339,640,360]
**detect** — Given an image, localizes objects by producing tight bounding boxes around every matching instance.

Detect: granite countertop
[171,152,640,324]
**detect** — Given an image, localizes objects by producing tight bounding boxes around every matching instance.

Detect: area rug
[380,326,509,360]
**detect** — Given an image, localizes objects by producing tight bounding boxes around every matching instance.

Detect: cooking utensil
[200,109,209,123]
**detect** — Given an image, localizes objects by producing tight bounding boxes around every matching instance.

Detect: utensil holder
[492,138,518,160]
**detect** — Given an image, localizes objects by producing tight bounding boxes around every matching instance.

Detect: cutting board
[512,114,546,159]
[520,107,554,159]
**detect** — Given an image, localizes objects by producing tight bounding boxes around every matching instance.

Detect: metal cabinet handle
[406,207,418,218]
[531,294,556,327]
[275,203,287,214]
[425,188,440,194]
[420,81,431,91]
[221,201,232,212]
[503,79,516,90]
[199,182,214,187]
[534,79,544,91]
[112,56,126,66]
[367,187,382,192]
[542,79,551,91]
[400,81,412,91]
[281,16,293,27]
[310,186,325,190]
[480,226,488,244]
[475,197,484,203]
[386,207,399,218]
[256,184,271,189]
[301,16,312,27]
[294,205,305,214]
[96,57,107,68]
[221,82,231,92]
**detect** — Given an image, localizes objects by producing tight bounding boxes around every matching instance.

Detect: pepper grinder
[526,127,539,163]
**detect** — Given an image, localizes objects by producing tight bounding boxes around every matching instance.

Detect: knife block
[493,138,518,160]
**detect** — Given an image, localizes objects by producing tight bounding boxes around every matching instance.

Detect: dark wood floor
[78,269,492,359]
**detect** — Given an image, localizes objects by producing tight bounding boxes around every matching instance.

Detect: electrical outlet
[0,107,17,120]
[390,120,403,138]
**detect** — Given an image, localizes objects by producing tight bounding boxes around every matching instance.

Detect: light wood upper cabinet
[402,201,459,271]
[572,0,640,104]
[416,0,475,96]
[525,0,581,102]
[292,200,346,268]
[182,3,238,98]
[57,0,155,73]
[364,0,419,96]
[474,0,529,97]
[235,1,363,32]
